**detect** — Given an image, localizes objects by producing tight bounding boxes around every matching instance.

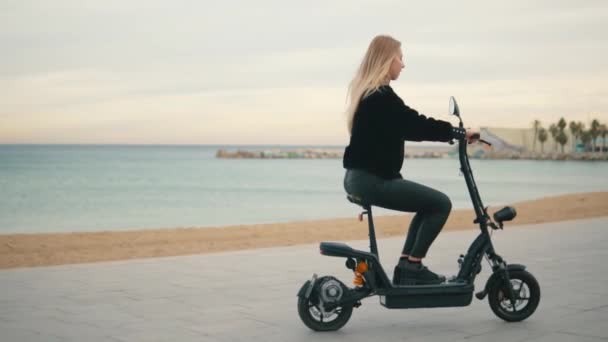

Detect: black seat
[320,242,378,260]
[347,194,371,209]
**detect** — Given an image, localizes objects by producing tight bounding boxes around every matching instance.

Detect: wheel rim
[307,301,344,323]
[497,279,531,313]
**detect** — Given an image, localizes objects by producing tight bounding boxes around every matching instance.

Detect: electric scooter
[296,96,541,331]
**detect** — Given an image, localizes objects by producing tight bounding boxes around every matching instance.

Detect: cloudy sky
[1,1,607,144]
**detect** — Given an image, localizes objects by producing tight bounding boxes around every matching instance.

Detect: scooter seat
[347,194,370,209]
[319,242,377,260]
[320,242,353,257]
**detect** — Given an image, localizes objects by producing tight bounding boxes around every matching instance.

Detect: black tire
[489,269,540,322]
[297,280,353,331]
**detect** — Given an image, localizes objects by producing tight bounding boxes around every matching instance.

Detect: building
[479,127,579,154]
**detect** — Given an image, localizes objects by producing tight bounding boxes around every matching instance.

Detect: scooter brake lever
[489,222,502,230]
[479,139,492,146]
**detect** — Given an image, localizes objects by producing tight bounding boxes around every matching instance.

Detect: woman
[342,35,478,285]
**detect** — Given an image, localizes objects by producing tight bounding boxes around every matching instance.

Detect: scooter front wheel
[488,269,540,322]
[297,278,353,331]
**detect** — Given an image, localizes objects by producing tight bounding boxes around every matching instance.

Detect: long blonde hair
[346,35,401,133]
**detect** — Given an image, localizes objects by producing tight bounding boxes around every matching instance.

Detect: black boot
[392,264,402,285]
[394,259,446,285]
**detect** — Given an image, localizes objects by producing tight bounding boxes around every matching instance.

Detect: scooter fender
[297,274,318,299]
[475,264,526,300]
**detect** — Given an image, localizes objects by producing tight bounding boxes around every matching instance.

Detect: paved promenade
[1,217,607,341]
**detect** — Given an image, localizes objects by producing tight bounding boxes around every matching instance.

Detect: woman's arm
[389,93,465,142]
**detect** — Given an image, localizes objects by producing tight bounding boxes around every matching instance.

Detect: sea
[1,144,607,234]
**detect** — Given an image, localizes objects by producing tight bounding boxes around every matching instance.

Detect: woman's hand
[465,129,480,144]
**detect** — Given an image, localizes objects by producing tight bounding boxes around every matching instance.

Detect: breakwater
[216,149,449,159]
[216,148,608,161]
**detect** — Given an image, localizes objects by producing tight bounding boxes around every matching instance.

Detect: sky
[1,1,607,145]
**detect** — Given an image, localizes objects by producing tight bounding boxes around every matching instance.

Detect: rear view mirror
[449,96,460,117]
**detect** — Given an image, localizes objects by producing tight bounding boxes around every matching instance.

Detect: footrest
[379,283,474,309]
[380,291,473,309]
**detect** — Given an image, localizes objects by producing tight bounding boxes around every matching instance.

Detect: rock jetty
[216,149,343,159]
[216,149,450,159]
[217,148,608,161]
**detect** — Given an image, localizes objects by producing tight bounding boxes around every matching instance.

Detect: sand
[1,192,607,269]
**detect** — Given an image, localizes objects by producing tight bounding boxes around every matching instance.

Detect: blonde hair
[346,35,401,133]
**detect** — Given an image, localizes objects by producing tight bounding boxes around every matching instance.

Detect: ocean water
[1,145,607,234]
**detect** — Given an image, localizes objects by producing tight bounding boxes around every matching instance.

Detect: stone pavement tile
[0,326,64,342]
[0,305,73,326]
[108,319,210,342]
[115,297,188,318]
[392,307,516,336]
[554,291,608,312]
[57,289,143,307]
[457,323,548,342]
[554,309,608,339]
[526,331,608,342]
[1,315,116,342]
[50,302,144,330]
[266,318,472,342]
[188,316,286,342]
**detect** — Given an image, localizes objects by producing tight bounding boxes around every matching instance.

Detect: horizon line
[0,143,347,147]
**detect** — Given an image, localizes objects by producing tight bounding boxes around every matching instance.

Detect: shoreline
[1,192,607,270]
[215,148,608,161]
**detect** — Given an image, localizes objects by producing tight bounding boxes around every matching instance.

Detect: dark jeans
[343,169,452,258]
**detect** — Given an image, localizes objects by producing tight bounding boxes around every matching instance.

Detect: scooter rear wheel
[489,269,540,322]
[297,279,353,331]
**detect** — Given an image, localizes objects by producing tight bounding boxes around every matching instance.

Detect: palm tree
[579,122,586,148]
[600,124,608,153]
[557,118,567,152]
[549,123,559,152]
[557,118,567,132]
[569,121,579,152]
[577,121,586,148]
[532,120,541,152]
[556,130,568,153]
[590,119,601,152]
[538,127,548,153]
[580,130,593,152]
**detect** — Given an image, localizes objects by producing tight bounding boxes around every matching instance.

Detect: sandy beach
[1,192,607,269]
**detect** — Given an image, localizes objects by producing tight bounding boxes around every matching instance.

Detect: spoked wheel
[489,270,540,322]
[297,277,353,331]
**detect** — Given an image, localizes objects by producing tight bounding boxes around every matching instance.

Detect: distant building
[478,127,577,153]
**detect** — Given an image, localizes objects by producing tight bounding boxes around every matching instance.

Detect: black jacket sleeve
[388,92,460,142]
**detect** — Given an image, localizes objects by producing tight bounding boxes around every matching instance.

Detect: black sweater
[343,85,464,179]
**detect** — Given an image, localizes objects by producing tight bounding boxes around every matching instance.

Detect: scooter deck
[378,282,474,309]
[379,281,473,295]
